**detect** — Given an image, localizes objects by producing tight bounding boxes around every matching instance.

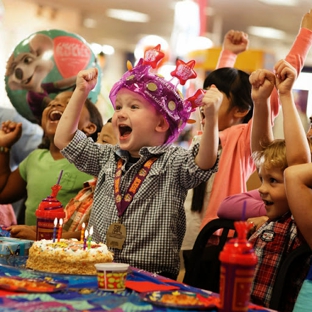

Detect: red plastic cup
[35,184,65,241]
[219,221,258,312]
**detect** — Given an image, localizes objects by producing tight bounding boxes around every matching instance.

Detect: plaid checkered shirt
[249,212,310,311]
[61,130,218,277]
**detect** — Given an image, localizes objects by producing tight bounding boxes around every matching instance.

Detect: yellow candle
[80,222,85,242]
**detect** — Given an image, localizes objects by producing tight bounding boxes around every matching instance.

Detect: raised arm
[0,121,28,204]
[216,30,249,68]
[285,10,312,77]
[54,68,98,150]
[285,163,312,248]
[275,59,311,165]
[269,9,312,121]
[195,85,221,170]
[217,189,266,220]
[249,69,275,152]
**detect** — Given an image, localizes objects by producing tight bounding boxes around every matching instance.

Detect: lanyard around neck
[114,156,158,217]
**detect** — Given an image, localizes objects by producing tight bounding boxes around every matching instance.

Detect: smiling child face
[258,165,289,221]
[41,91,92,140]
[111,88,168,157]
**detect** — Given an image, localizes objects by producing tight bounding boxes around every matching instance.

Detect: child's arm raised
[275,60,311,165]
[250,69,275,152]
[285,163,312,248]
[0,121,27,204]
[195,85,221,170]
[216,29,249,68]
[55,68,98,150]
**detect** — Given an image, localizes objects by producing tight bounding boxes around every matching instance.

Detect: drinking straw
[242,200,247,221]
[57,170,64,185]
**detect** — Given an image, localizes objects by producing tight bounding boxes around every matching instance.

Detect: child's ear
[233,107,250,119]
[81,122,97,137]
[155,115,170,133]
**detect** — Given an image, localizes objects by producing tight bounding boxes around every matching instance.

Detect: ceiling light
[102,45,115,55]
[258,0,297,6]
[90,43,115,56]
[83,18,97,28]
[247,26,286,40]
[187,36,213,52]
[106,9,150,23]
[90,43,102,55]
[134,35,168,60]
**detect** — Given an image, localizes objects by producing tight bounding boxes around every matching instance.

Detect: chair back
[183,218,236,293]
[269,243,312,311]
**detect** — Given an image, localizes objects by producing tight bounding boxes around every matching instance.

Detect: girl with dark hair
[0,91,103,226]
[182,16,312,253]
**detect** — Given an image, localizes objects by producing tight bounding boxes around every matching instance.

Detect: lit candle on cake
[57,218,63,242]
[83,229,88,250]
[80,222,85,242]
[88,226,93,249]
[53,218,58,243]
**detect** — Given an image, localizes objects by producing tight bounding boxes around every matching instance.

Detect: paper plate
[0,260,97,289]
[0,276,67,293]
[140,290,218,310]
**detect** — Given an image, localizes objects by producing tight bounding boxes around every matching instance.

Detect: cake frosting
[26,239,114,275]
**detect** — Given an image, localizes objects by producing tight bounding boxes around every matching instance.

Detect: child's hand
[274,59,297,95]
[200,85,223,118]
[76,68,98,94]
[6,225,36,240]
[301,9,312,31]
[247,216,269,235]
[222,29,249,55]
[249,69,275,103]
[0,120,22,148]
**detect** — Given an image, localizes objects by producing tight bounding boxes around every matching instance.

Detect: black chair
[269,243,312,311]
[183,218,236,293]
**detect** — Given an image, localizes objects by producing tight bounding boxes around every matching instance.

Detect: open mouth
[199,107,205,120]
[263,200,274,206]
[119,125,132,138]
[49,110,63,122]
[22,74,33,85]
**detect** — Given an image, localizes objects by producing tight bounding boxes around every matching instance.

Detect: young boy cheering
[55,51,220,279]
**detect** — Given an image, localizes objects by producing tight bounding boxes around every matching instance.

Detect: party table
[0,257,275,312]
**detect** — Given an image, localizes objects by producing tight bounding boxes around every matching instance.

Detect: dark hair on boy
[85,98,103,141]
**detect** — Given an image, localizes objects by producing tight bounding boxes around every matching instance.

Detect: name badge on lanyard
[106,156,158,249]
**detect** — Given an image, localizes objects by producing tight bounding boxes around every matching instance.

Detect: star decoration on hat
[171,59,197,85]
[142,44,165,69]
[187,89,206,112]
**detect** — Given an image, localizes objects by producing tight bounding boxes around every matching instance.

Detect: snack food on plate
[26,239,114,275]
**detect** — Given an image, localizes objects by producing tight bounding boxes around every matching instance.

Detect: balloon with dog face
[5,29,102,124]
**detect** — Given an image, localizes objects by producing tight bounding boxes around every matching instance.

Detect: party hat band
[109,45,204,143]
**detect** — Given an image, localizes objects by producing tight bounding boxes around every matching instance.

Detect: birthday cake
[26,239,114,275]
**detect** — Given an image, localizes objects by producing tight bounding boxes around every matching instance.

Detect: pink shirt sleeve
[217,189,265,220]
[0,204,17,226]
[216,49,237,69]
[270,27,312,121]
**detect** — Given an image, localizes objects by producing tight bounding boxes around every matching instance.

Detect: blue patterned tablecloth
[0,260,272,312]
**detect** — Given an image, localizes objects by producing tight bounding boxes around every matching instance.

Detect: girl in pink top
[183,10,312,251]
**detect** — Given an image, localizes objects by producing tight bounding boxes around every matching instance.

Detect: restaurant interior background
[1,0,312,144]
